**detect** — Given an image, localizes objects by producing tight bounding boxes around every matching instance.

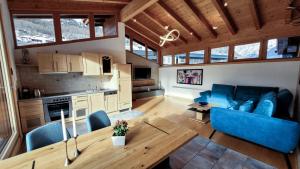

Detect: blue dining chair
[86,111,111,132]
[26,121,71,152]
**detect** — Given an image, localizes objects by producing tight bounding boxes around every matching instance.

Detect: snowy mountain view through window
[14,16,55,46]
[234,42,260,59]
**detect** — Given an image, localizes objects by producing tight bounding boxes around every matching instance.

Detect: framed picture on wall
[177,69,203,85]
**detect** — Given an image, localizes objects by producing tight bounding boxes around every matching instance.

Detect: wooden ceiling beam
[183,0,217,38]
[211,0,238,35]
[8,1,121,13]
[157,1,202,41]
[142,11,187,44]
[248,0,262,29]
[120,0,159,22]
[125,25,160,46]
[132,19,176,46]
[62,0,130,4]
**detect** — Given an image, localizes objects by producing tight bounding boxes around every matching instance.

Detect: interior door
[53,54,68,72]
[38,53,54,74]
[83,53,100,76]
[67,55,83,72]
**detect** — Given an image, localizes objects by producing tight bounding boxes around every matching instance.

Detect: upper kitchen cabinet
[38,53,68,74]
[67,55,83,72]
[53,53,68,72]
[82,52,100,76]
[115,64,131,78]
[99,54,113,75]
[38,53,54,74]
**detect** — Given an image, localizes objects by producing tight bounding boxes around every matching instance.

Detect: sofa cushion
[211,84,235,108]
[235,86,279,102]
[239,98,256,112]
[253,92,277,117]
[275,89,293,119]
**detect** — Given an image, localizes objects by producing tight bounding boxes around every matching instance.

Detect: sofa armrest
[194,90,211,103]
[211,107,300,153]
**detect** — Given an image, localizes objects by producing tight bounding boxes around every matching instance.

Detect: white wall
[159,61,300,101]
[14,23,126,64]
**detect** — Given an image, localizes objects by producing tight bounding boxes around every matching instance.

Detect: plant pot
[112,136,126,146]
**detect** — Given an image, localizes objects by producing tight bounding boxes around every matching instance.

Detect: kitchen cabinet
[67,54,83,72]
[72,95,89,120]
[105,94,118,113]
[38,53,54,74]
[38,53,68,73]
[99,54,113,75]
[18,99,45,133]
[53,53,68,72]
[113,64,132,110]
[82,52,101,76]
[88,93,105,114]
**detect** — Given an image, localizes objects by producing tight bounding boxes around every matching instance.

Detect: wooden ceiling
[8,0,300,49]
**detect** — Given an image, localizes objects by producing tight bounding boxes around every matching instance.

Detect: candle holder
[74,134,81,157]
[64,140,72,167]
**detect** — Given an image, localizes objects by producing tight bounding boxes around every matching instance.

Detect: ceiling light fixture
[133,19,137,22]
[224,2,228,7]
[159,29,180,47]
[190,32,193,35]
[212,26,218,30]
[164,25,169,30]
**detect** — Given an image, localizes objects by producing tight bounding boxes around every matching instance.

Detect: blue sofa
[194,84,300,154]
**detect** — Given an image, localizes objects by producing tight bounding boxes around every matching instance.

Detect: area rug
[169,136,276,169]
[67,110,144,135]
[109,110,144,124]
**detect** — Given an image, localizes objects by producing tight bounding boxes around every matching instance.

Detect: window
[132,40,146,57]
[0,17,18,157]
[148,47,158,62]
[211,46,229,63]
[163,55,172,65]
[94,15,104,38]
[267,37,300,59]
[234,42,260,59]
[175,53,186,64]
[189,50,204,64]
[60,15,90,41]
[13,15,55,46]
[125,35,130,51]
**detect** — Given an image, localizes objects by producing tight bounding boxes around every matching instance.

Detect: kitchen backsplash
[17,66,113,95]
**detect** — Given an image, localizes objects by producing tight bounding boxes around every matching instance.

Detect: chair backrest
[86,111,111,132]
[26,121,71,152]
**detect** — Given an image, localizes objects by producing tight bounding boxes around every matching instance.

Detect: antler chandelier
[159,28,180,47]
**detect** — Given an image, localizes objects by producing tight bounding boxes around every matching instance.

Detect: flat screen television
[134,68,151,79]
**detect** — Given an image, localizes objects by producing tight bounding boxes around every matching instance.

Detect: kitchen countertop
[19,89,118,101]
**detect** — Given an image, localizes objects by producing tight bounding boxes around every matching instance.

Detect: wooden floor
[132,96,298,169]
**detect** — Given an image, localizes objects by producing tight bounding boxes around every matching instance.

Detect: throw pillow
[253,92,277,117]
[239,98,256,112]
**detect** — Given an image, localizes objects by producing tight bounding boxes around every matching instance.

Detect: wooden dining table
[0,117,197,169]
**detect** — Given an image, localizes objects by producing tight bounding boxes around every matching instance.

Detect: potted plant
[112,120,128,146]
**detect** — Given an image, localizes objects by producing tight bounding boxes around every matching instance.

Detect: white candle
[61,109,67,141]
[72,110,77,137]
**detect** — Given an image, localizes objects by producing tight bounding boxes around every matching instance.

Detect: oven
[43,96,72,122]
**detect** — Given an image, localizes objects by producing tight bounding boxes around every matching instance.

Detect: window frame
[233,41,261,60]
[162,55,173,65]
[125,35,131,51]
[147,46,158,63]
[266,37,300,60]
[189,50,205,64]
[132,39,146,58]
[10,11,119,49]
[210,46,229,63]
[174,53,187,64]
[0,13,19,159]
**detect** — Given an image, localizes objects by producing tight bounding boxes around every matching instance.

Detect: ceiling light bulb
[190,32,193,35]
[224,2,228,7]
[133,19,137,22]
[213,26,218,30]
[164,26,169,30]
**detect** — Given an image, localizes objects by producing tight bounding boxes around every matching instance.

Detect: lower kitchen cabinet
[105,94,118,113]
[88,93,105,114]
[72,95,89,120]
[18,99,45,133]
